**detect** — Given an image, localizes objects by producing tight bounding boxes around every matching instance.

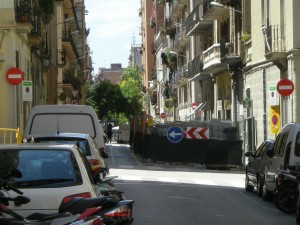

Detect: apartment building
[0,0,90,131]
[141,0,300,152]
[244,0,300,150]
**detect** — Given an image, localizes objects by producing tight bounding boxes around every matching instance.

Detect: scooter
[1,169,134,225]
[275,166,300,214]
[0,169,104,225]
[98,176,124,200]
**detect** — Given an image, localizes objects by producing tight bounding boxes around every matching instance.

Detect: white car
[0,143,102,217]
[26,133,108,180]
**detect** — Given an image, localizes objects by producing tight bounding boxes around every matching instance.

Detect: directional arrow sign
[186,127,209,139]
[167,126,183,143]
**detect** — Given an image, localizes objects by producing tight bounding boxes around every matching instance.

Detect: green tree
[85,80,126,120]
[119,66,143,117]
[85,66,143,121]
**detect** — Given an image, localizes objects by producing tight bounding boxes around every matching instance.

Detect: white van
[263,123,300,200]
[23,105,105,154]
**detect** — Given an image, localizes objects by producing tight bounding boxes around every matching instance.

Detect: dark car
[245,139,275,197]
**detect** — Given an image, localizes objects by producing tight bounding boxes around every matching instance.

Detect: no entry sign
[160,112,166,119]
[277,78,294,96]
[6,68,24,85]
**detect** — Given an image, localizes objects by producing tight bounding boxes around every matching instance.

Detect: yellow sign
[270,105,280,134]
[148,116,154,127]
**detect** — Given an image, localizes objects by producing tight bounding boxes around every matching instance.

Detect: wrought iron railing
[185,4,202,34]
[264,25,285,54]
[188,55,203,78]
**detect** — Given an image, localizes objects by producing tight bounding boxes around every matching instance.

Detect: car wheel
[257,176,263,197]
[296,195,300,224]
[245,174,254,192]
[262,178,272,201]
[275,187,297,214]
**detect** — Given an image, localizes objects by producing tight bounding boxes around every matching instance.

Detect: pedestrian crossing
[111,167,245,188]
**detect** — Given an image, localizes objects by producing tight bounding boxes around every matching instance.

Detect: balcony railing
[62,30,80,60]
[188,55,203,78]
[264,25,285,54]
[185,4,201,34]
[172,25,188,50]
[171,64,188,84]
[202,44,221,70]
[169,0,188,20]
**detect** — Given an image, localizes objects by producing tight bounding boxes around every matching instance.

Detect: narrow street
[105,142,296,225]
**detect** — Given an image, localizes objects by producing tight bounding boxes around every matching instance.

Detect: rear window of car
[33,138,91,156]
[30,114,96,138]
[1,149,84,188]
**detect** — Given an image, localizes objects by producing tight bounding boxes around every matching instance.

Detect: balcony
[28,13,42,46]
[202,0,229,21]
[62,30,80,61]
[264,25,286,70]
[187,55,203,78]
[171,64,188,86]
[185,4,213,36]
[169,0,188,20]
[171,24,189,52]
[244,40,252,65]
[202,44,227,73]
[220,35,241,65]
[15,1,33,33]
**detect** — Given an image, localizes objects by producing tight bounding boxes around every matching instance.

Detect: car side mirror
[245,151,253,157]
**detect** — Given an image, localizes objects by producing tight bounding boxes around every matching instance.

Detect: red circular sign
[160,112,166,119]
[6,68,24,85]
[277,78,294,96]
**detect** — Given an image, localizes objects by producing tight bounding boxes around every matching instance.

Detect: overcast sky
[85,0,141,73]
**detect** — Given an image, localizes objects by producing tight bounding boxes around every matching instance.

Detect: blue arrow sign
[167,126,183,143]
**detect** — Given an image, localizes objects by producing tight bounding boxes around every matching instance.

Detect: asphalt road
[104,142,296,225]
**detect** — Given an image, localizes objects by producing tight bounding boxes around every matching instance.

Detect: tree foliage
[85,66,143,121]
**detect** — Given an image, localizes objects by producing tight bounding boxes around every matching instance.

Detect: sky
[85,0,141,74]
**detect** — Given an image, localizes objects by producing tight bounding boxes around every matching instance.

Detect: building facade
[0,0,90,132]
[140,0,300,154]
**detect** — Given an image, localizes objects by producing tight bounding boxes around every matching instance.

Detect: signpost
[277,78,294,96]
[186,127,209,139]
[167,126,183,143]
[6,67,24,85]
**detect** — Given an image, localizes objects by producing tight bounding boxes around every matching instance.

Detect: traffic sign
[167,126,183,143]
[6,67,24,85]
[160,112,166,119]
[186,127,209,139]
[277,78,294,96]
[192,102,198,110]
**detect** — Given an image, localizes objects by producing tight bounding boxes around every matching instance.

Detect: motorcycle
[98,176,124,200]
[0,169,104,225]
[1,168,134,225]
[275,166,300,214]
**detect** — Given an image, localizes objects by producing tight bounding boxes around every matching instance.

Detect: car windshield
[33,138,91,156]
[0,149,83,188]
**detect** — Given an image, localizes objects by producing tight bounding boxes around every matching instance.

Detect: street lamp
[169,51,187,58]
[210,1,242,14]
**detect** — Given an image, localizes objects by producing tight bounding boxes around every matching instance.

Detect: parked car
[26,133,109,180]
[23,105,107,158]
[0,143,102,217]
[245,139,275,196]
[263,123,300,201]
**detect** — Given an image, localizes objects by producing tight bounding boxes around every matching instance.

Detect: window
[274,132,289,157]
[294,132,300,157]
